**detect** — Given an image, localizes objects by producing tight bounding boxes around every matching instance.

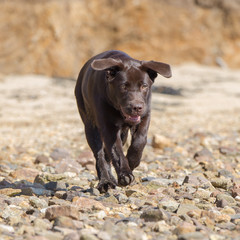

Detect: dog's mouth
[124,114,141,123]
[120,107,141,124]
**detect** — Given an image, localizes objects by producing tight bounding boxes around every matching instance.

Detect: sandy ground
[0,65,240,239]
[1,64,239,154]
[151,65,240,133]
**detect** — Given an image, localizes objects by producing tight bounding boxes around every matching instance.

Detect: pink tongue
[128,115,140,121]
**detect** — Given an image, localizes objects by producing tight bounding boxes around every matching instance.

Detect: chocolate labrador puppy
[75,50,171,193]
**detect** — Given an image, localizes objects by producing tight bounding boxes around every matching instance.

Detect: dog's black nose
[133,104,143,113]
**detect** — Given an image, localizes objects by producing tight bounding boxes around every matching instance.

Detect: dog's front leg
[103,126,134,186]
[84,124,117,193]
[127,115,150,170]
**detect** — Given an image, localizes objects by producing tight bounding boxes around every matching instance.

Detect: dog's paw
[118,173,135,186]
[97,179,117,193]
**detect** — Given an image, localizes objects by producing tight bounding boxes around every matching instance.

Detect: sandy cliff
[0,0,240,78]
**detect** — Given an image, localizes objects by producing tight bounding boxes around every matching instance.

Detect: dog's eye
[120,83,128,92]
[141,84,149,91]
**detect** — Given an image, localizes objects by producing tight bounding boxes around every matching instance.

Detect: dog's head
[91,57,171,125]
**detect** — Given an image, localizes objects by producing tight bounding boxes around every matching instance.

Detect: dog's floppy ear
[141,60,172,80]
[91,58,123,71]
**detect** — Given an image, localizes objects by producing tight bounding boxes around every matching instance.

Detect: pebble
[77,151,94,166]
[17,224,35,235]
[194,188,211,199]
[89,188,100,196]
[35,173,66,183]
[128,197,146,207]
[0,188,21,196]
[97,231,111,240]
[182,173,215,190]
[48,198,70,206]
[1,205,23,220]
[195,202,213,210]
[115,193,129,204]
[140,207,165,222]
[54,158,84,174]
[219,146,238,156]
[152,134,174,149]
[0,223,15,233]
[218,169,233,179]
[146,177,183,188]
[37,230,63,240]
[21,187,52,196]
[63,191,84,201]
[230,214,240,221]
[216,222,236,230]
[33,218,52,230]
[29,196,48,208]
[158,198,179,212]
[209,234,226,240]
[178,232,208,240]
[64,232,80,240]
[125,189,145,197]
[45,181,67,191]
[72,196,106,211]
[152,220,171,232]
[50,148,71,161]
[53,216,78,229]
[34,154,50,164]
[193,148,213,161]
[215,214,231,223]
[9,168,40,182]
[174,221,196,235]
[220,206,236,215]
[45,205,80,220]
[210,177,232,190]
[187,209,202,219]
[177,204,199,216]
[216,193,236,206]
[102,195,119,205]
[53,226,77,236]
[54,190,67,199]
[80,234,99,240]
[216,199,229,208]
[95,210,107,220]
[231,182,240,198]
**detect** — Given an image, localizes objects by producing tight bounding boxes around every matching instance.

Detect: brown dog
[75,50,171,193]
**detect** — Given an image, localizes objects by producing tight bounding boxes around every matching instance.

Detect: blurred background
[0,0,240,79]
[1,2,240,239]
